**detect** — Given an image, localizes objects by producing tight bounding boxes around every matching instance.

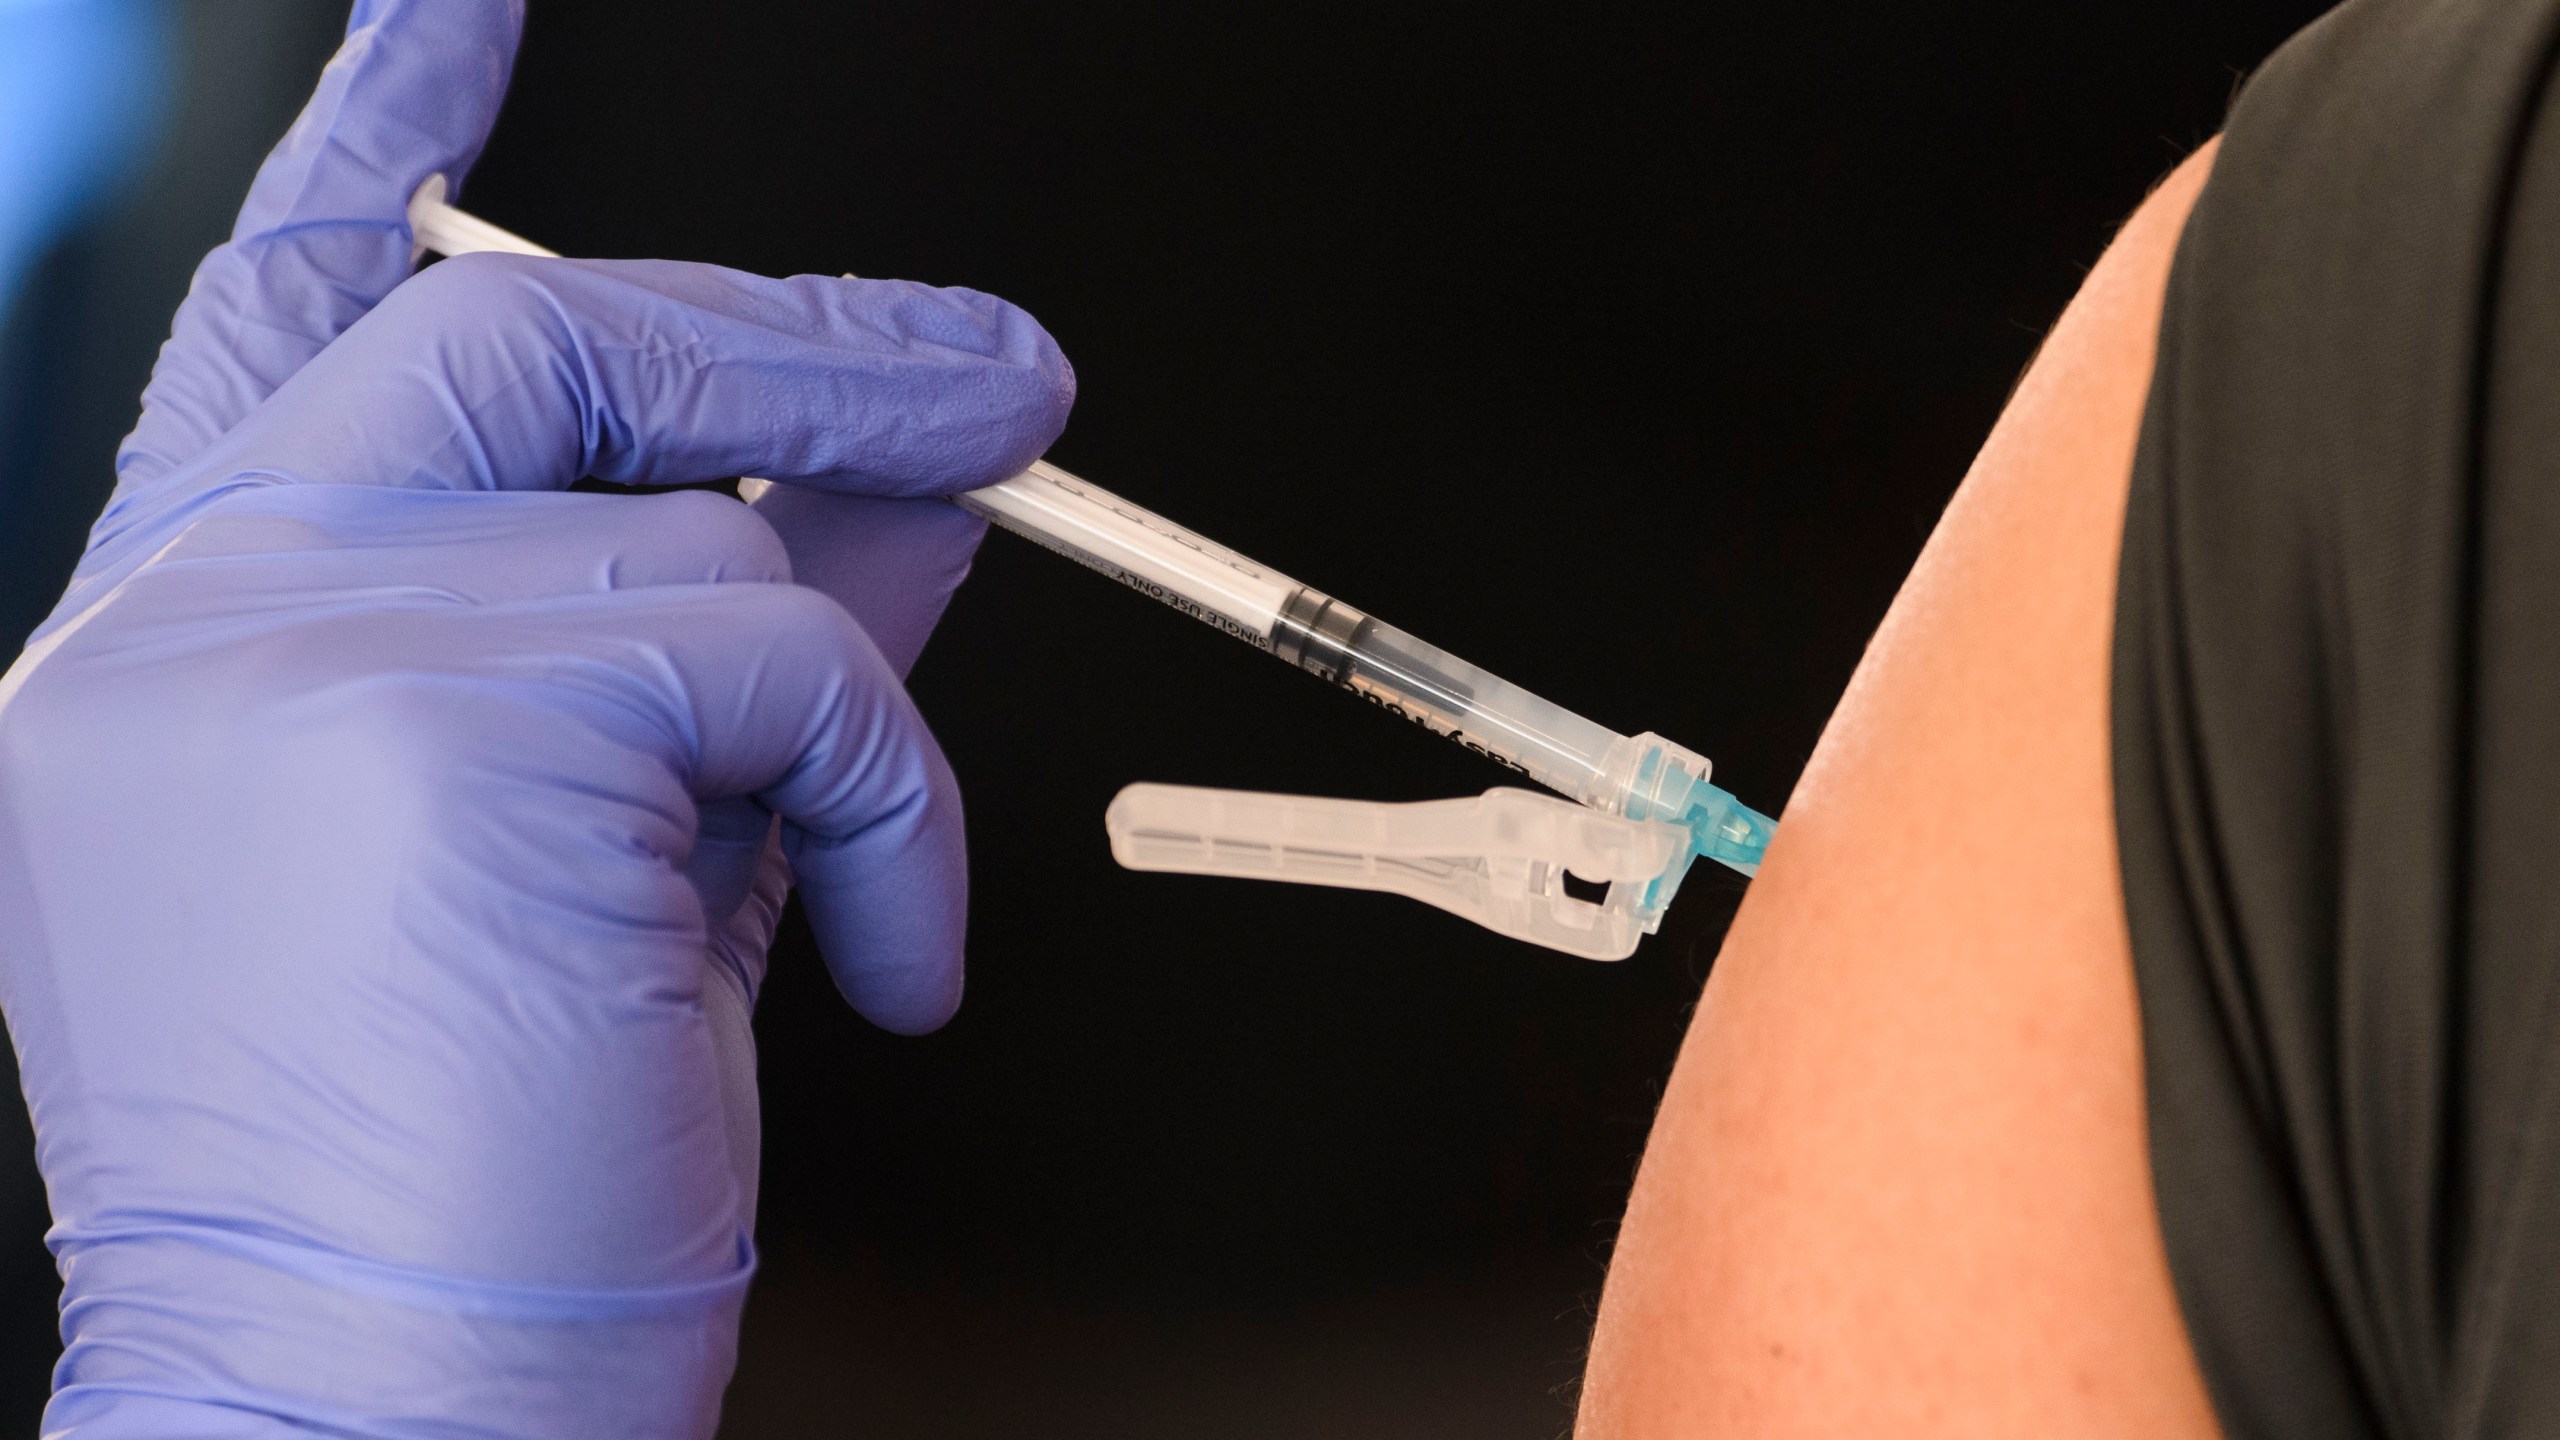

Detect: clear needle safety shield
[1108,785,1687,961]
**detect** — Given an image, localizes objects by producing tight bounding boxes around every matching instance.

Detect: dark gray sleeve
[2114,2,2560,1435]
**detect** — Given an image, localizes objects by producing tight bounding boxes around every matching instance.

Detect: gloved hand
[0,2,1071,1435]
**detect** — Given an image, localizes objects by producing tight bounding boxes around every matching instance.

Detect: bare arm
[1578,141,2223,1437]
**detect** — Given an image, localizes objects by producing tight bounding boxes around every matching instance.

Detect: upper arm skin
[1578,141,2223,1438]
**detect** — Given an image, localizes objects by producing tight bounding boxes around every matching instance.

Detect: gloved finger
[105,254,1073,545]
[117,0,522,491]
[750,487,988,679]
[528,581,970,1034]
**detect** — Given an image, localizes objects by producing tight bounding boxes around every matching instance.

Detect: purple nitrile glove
[0,2,1070,1435]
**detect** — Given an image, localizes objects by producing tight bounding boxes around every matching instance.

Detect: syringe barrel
[1272,596,1621,802]
[959,462,1625,802]
[956,462,1299,646]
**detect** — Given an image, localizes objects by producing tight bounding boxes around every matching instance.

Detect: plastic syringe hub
[1589,731,1776,927]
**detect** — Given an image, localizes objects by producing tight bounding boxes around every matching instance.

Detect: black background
[0,1,2333,1434]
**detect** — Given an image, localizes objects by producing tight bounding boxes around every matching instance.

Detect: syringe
[406,182,1774,927]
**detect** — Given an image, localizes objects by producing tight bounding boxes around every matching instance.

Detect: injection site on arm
[409,182,1774,959]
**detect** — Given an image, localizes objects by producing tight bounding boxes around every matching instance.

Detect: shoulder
[1578,143,2221,1438]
